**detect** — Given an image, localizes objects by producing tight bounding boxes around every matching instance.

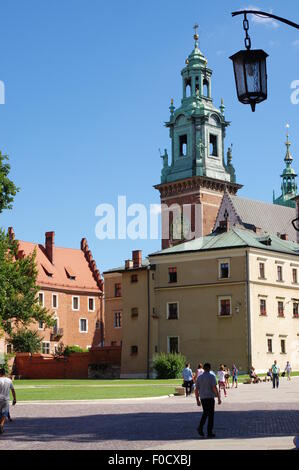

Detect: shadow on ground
[1,409,298,444]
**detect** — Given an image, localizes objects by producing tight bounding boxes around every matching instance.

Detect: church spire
[273,124,297,208]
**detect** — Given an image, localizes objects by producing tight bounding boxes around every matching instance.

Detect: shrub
[10,329,42,353]
[0,354,12,374]
[153,352,186,379]
[63,345,88,356]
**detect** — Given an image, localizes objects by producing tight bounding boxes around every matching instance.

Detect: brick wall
[14,347,121,379]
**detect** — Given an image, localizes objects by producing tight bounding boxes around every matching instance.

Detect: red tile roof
[18,239,103,294]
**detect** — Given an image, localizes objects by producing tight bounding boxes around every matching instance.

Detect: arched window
[185,78,191,97]
[203,78,209,97]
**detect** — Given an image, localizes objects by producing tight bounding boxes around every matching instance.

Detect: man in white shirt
[0,368,17,434]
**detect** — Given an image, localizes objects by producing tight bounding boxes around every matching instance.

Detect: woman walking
[284,361,292,381]
[217,365,227,398]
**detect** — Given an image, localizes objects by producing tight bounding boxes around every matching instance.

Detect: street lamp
[230,10,299,112]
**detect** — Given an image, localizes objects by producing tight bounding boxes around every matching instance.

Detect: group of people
[182,359,294,439]
[182,362,239,399]
[250,361,292,388]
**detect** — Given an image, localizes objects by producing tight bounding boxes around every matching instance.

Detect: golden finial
[193,23,199,41]
[171,98,174,105]
[185,58,189,65]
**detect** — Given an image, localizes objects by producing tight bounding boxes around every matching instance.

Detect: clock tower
[155,27,242,249]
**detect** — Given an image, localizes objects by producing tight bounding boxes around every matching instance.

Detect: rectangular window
[259,263,265,279]
[131,345,138,355]
[277,265,283,281]
[114,312,122,328]
[167,302,179,320]
[219,298,231,316]
[38,292,44,307]
[88,297,95,312]
[38,321,44,330]
[293,303,299,318]
[79,318,88,333]
[72,296,80,311]
[277,301,284,318]
[168,267,177,283]
[281,339,286,354]
[114,283,122,297]
[260,299,267,316]
[42,342,50,354]
[219,261,230,279]
[267,338,273,353]
[292,268,298,284]
[52,294,58,309]
[131,307,139,317]
[6,344,13,354]
[209,134,218,157]
[168,337,179,354]
[179,134,187,157]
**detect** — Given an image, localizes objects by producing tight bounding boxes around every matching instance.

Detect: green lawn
[11,373,299,401]
[13,379,182,401]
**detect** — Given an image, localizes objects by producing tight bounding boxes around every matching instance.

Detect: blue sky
[0,0,299,271]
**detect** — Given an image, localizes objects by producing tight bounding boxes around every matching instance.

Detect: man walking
[271,360,280,389]
[182,363,194,396]
[0,368,16,434]
[195,363,221,438]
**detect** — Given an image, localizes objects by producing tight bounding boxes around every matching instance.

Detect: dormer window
[42,265,53,277]
[65,266,76,280]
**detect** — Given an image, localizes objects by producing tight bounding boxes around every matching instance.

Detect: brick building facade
[5,228,104,355]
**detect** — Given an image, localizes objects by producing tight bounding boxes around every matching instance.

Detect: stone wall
[14,346,121,379]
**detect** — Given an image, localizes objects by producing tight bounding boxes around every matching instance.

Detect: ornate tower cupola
[159,25,236,184]
[273,124,297,208]
[155,27,242,249]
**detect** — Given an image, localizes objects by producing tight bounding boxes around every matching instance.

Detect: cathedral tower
[155,27,242,249]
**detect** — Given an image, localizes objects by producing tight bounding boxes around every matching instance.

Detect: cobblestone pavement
[0,378,298,450]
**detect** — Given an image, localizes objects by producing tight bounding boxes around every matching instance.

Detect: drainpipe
[245,250,252,371]
[146,266,151,379]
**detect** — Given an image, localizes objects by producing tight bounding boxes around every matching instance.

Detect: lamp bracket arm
[232,10,299,30]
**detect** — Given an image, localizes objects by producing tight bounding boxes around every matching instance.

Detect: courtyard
[0,377,298,450]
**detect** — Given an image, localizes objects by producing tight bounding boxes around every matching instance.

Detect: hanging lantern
[230,49,268,112]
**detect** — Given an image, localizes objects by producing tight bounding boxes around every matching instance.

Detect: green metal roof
[150,227,299,257]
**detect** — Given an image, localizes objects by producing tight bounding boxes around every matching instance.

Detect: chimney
[280,233,288,241]
[219,220,230,232]
[45,231,55,264]
[8,227,15,241]
[125,259,133,269]
[132,250,142,268]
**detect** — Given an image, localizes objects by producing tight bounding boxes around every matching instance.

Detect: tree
[10,329,42,353]
[0,151,19,213]
[0,229,54,335]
